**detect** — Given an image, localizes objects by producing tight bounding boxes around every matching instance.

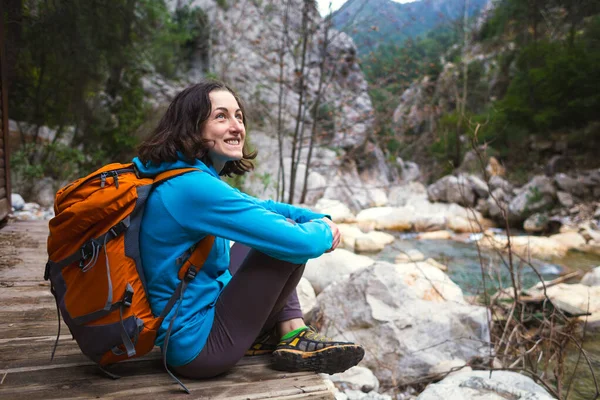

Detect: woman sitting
[133,80,364,381]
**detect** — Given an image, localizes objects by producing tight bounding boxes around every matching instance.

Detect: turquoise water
[373,232,600,296]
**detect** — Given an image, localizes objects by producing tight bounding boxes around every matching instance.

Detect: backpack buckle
[79,239,101,268]
[184,267,197,282]
[123,285,134,307]
[109,219,129,239]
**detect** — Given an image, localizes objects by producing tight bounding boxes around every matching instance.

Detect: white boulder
[394,249,425,263]
[418,230,452,240]
[304,249,375,294]
[337,224,394,253]
[315,262,490,386]
[508,175,556,221]
[11,193,25,211]
[355,237,383,253]
[334,390,392,400]
[549,231,586,250]
[424,258,448,272]
[356,207,414,231]
[581,267,600,286]
[478,234,569,260]
[328,366,380,393]
[357,203,494,234]
[428,359,471,378]
[388,182,428,207]
[315,199,356,223]
[528,283,600,331]
[416,370,554,400]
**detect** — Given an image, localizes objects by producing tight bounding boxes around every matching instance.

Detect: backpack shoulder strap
[177,235,215,280]
[154,167,200,184]
[157,237,215,321]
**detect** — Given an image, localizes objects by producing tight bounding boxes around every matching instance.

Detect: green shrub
[11,142,85,199]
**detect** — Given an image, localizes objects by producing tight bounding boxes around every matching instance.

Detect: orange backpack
[44,162,213,389]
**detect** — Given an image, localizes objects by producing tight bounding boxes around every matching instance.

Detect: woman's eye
[216,113,226,119]
[236,114,243,121]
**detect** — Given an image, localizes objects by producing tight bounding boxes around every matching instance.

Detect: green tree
[6,0,208,187]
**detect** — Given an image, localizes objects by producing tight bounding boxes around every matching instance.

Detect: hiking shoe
[272,326,364,374]
[245,329,278,356]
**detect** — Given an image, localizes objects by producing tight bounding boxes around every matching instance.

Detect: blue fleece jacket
[132,156,332,366]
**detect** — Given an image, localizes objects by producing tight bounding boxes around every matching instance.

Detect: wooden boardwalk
[0,220,334,399]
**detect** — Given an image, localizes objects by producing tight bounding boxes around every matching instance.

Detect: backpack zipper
[91,168,133,189]
[100,173,107,188]
[100,170,121,188]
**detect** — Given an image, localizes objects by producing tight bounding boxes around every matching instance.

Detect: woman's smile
[224,138,241,146]
[202,90,246,172]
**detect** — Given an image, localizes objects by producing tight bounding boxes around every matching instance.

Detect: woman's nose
[231,119,244,132]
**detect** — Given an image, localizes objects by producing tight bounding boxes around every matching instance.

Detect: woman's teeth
[225,139,240,145]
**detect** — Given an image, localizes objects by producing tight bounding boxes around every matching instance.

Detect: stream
[372,232,600,400]
[374,232,600,296]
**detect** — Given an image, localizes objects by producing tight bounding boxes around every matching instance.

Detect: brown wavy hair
[137,80,256,176]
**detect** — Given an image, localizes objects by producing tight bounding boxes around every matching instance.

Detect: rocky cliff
[148,0,395,209]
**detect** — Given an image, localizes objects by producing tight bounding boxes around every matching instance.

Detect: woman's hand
[321,217,340,253]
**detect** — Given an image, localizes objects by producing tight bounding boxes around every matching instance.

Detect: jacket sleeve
[159,173,333,264]
[234,189,329,223]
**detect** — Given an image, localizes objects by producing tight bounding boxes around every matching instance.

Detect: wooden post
[0,0,11,222]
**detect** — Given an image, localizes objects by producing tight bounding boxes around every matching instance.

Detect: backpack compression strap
[154,167,199,183]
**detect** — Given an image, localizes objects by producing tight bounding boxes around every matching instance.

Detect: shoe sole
[271,345,365,374]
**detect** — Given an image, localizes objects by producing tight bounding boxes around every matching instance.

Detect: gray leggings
[172,243,305,379]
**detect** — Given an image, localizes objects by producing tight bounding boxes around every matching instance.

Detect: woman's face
[202,90,245,171]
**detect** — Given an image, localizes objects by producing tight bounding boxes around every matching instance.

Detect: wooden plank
[0,319,67,339]
[0,223,49,282]
[0,280,50,287]
[1,221,49,230]
[0,230,49,241]
[2,221,50,230]
[0,285,54,304]
[0,371,327,400]
[1,221,50,234]
[0,375,330,400]
[0,289,56,323]
[0,304,57,321]
[265,392,333,400]
[1,336,88,369]
[0,286,68,341]
[0,357,324,400]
